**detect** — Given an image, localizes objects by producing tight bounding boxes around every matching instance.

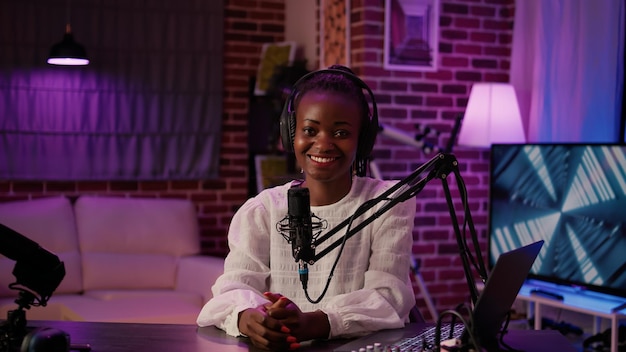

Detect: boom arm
[312,153,487,305]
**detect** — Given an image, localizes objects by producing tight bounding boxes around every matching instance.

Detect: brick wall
[346,0,513,319]
[0,0,514,318]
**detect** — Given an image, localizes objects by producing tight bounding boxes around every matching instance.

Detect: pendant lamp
[47,1,89,66]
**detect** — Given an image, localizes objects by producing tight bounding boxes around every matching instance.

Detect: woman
[197,66,416,351]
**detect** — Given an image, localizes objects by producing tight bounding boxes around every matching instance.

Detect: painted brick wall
[346,0,513,319]
[0,0,514,319]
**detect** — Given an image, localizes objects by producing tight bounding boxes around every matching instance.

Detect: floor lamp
[457,83,526,148]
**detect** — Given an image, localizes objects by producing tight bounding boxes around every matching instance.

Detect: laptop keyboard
[342,323,465,352]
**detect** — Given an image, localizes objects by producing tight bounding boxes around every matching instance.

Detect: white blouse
[197,176,416,339]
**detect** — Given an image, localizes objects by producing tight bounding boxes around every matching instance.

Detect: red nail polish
[286,336,297,343]
[289,342,301,350]
[281,326,291,333]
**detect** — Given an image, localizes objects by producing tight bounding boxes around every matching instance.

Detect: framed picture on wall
[255,41,297,96]
[384,0,440,72]
[254,154,288,193]
[320,0,351,68]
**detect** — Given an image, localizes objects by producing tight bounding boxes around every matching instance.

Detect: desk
[19,320,577,352]
[25,320,341,352]
[517,281,626,352]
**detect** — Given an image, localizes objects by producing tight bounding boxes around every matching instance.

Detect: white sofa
[0,196,224,325]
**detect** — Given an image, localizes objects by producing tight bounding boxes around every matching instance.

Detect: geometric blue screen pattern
[489,144,626,298]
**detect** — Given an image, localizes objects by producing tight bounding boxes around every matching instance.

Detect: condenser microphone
[287,187,315,262]
[287,187,314,289]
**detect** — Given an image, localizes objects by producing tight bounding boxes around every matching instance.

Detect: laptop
[333,240,544,352]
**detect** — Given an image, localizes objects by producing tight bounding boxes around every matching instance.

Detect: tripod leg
[369,159,382,179]
[411,256,438,321]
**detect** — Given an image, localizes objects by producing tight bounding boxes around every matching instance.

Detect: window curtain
[0,0,224,180]
[510,0,624,143]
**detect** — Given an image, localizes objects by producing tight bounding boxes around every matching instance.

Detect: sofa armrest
[176,255,225,303]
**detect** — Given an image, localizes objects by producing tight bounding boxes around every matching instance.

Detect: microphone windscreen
[288,187,310,217]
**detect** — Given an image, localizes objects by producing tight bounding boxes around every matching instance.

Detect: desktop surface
[20,320,577,352]
[24,320,344,352]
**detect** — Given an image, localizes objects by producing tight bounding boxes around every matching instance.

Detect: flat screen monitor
[488,143,626,298]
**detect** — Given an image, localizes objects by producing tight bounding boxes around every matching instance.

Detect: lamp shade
[47,24,89,66]
[457,83,525,148]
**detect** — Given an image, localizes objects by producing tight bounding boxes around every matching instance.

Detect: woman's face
[293,91,362,186]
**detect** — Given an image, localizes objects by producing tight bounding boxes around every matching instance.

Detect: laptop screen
[334,241,544,351]
[471,240,543,347]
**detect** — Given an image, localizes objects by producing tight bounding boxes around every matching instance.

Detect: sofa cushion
[3,291,204,324]
[49,291,203,324]
[74,196,200,291]
[0,197,83,298]
[176,255,224,302]
[81,253,178,290]
[0,297,77,321]
[84,289,202,305]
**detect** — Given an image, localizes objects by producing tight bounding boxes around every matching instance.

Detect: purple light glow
[47,58,90,66]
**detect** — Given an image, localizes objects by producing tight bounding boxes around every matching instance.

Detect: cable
[435,307,481,352]
[497,310,523,352]
[303,195,390,304]
[455,169,488,283]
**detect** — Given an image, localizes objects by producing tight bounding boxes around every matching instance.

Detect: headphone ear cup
[279,99,295,153]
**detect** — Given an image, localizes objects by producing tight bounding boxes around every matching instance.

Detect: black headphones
[279,66,379,166]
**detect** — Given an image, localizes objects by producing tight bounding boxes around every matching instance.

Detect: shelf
[517,279,626,352]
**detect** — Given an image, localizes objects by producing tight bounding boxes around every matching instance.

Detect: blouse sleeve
[321,193,417,338]
[196,197,273,336]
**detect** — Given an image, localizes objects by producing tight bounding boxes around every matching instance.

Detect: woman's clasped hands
[237,292,330,351]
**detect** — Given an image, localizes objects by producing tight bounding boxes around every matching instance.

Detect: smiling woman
[0,0,224,180]
[197,66,417,350]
